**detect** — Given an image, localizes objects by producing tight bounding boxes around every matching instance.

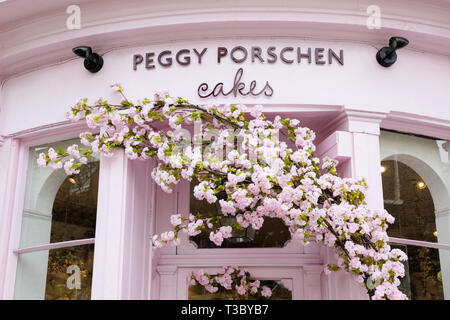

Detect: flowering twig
[37,85,408,300]
[190,266,272,299]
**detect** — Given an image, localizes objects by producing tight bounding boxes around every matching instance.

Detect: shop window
[14,139,99,300]
[189,180,291,248]
[380,130,450,300]
[382,160,438,242]
[188,280,292,300]
[382,160,444,299]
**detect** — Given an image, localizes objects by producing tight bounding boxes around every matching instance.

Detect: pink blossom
[48,148,58,161]
[236,285,247,296]
[209,231,224,246]
[170,214,182,227]
[37,87,408,300]
[261,286,272,297]
[37,153,47,167]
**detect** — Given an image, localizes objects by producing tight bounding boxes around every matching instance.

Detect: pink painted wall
[0,0,449,300]
[1,39,450,136]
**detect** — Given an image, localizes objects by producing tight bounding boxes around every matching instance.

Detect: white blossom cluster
[190,266,272,298]
[37,84,407,300]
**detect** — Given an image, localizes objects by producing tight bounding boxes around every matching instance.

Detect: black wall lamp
[377,37,409,67]
[376,37,409,67]
[72,46,104,73]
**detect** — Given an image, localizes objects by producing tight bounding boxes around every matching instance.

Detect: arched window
[382,160,443,299]
[14,139,99,300]
[380,130,450,300]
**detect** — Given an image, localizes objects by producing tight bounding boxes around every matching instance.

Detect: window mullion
[14,238,95,255]
[389,236,450,251]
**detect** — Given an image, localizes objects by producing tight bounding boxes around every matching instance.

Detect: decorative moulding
[0,0,449,79]
[280,278,293,292]
[320,109,387,138]
[320,108,450,141]
[2,120,94,149]
[156,265,178,276]
[176,230,307,256]
[339,109,387,135]
[151,245,161,280]
[158,253,323,267]
[381,111,450,141]
[316,130,353,163]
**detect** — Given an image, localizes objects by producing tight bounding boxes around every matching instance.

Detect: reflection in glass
[188,280,292,300]
[380,130,450,299]
[45,244,95,300]
[382,159,444,299]
[189,179,291,248]
[14,139,99,300]
[392,244,444,299]
[14,244,94,300]
[382,160,437,242]
[50,161,99,243]
[190,217,291,248]
[19,139,100,248]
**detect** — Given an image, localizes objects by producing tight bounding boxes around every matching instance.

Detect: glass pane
[380,130,450,245]
[188,280,292,300]
[50,161,99,243]
[190,217,291,248]
[14,244,95,300]
[19,139,99,248]
[392,244,444,300]
[381,160,437,242]
[189,179,291,248]
[380,130,450,299]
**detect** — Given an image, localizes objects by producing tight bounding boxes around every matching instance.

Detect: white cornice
[320,109,387,138]
[381,111,450,140]
[4,107,450,143]
[320,108,450,140]
[1,119,88,140]
[0,0,449,80]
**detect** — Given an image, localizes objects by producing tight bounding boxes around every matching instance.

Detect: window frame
[379,126,450,299]
[2,121,97,299]
[380,129,450,248]
[177,266,305,300]
[14,238,95,255]
[389,237,450,251]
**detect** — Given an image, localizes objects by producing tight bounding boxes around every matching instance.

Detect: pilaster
[91,150,155,299]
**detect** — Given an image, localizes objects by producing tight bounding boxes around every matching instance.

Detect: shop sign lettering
[132,46,344,98]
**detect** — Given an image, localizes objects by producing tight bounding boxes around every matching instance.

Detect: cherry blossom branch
[37,85,408,300]
[190,266,272,299]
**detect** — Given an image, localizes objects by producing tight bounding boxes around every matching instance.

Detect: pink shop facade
[0,0,450,300]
